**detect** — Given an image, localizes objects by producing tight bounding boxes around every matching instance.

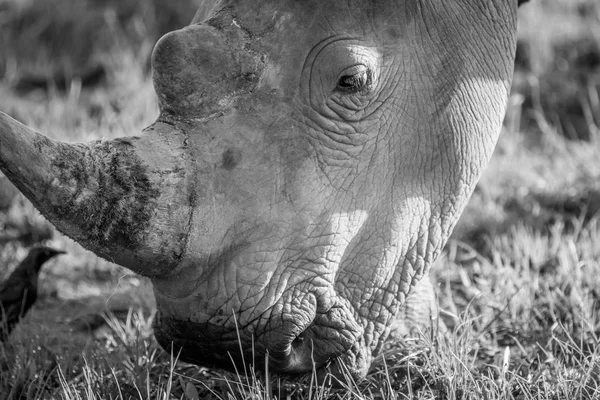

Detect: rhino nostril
[292,331,306,346]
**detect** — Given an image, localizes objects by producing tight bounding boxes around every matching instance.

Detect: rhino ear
[518,0,530,6]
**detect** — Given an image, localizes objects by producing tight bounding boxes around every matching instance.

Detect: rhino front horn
[0,112,191,277]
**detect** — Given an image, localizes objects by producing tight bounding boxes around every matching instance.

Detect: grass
[1,0,600,398]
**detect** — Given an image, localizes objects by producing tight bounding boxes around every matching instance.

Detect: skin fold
[0,0,519,379]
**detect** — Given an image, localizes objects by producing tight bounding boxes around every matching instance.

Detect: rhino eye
[336,66,371,93]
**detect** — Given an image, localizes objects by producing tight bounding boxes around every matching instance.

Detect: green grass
[1,0,600,398]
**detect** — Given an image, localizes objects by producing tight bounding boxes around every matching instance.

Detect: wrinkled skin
[0,0,519,380]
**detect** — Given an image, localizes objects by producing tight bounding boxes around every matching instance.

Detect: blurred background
[0,0,599,397]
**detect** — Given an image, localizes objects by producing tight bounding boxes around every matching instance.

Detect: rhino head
[0,0,520,379]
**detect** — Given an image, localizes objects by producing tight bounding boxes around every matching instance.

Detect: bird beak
[49,248,67,256]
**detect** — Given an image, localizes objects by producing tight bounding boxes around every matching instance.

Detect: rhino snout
[152,293,364,375]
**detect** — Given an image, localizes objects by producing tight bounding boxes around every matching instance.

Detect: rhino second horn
[0,112,192,277]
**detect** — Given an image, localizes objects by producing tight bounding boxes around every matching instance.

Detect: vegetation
[1,0,600,398]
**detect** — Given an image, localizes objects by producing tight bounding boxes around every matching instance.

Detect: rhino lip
[152,307,362,375]
[152,312,245,369]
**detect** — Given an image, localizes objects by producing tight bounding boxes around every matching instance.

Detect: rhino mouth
[152,306,363,375]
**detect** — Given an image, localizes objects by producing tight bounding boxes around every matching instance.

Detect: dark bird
[0,246,65,341]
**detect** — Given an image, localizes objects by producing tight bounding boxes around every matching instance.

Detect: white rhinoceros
[0,0,526,379]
